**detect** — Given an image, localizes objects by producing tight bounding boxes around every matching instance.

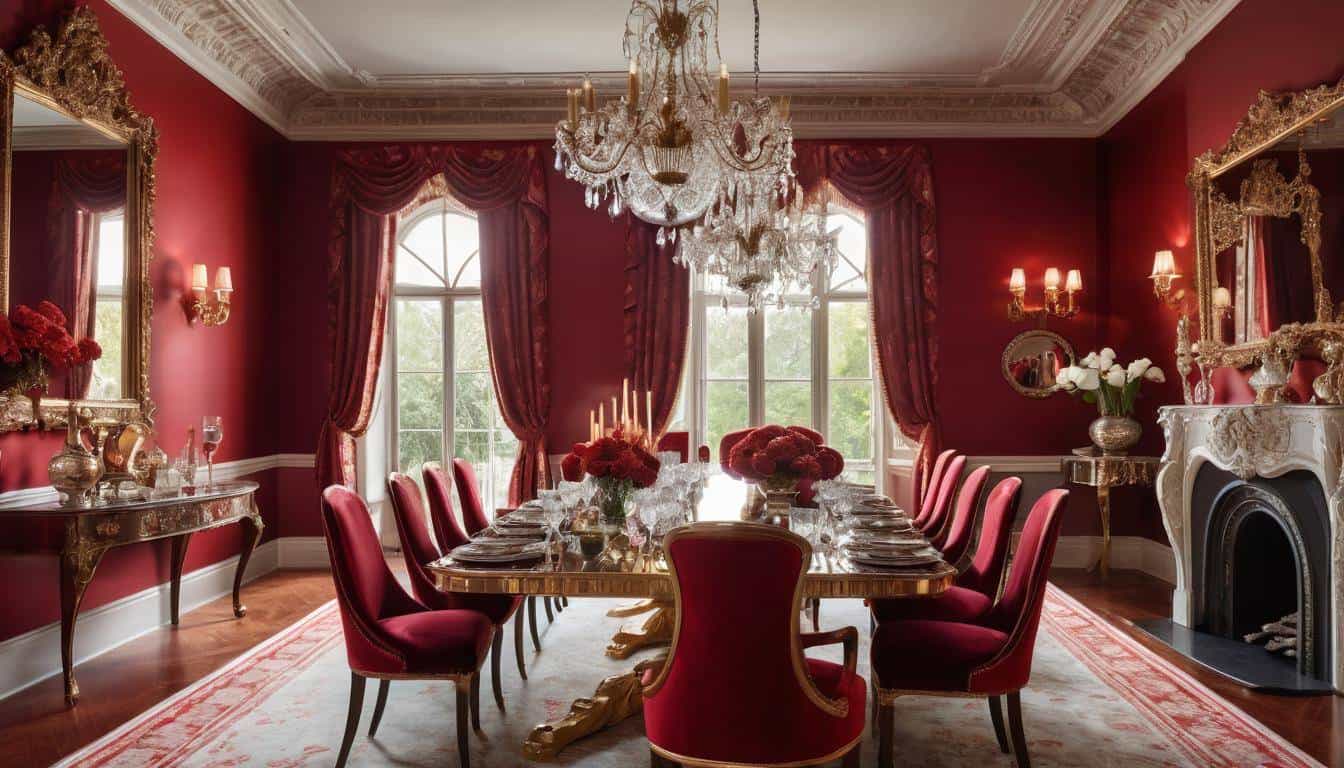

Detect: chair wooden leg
[335,673,366,768]
[514,609,528,680]
[469,673,482,732]
[368,679,390,737]
[649,747,678,767]
[555,595,564,613]
[528,597,542,652]
[456,681,471,768]
[1006,691,1031,768]
[544,596,555,623]
[490,630,505,711]
[842,744,861,768]
[878,701,895,768]
[562,596,569,608]
[987,695,1010,754]
[811,599,820,631]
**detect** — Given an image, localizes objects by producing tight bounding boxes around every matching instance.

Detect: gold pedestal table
[427,478,953,761]
[1060,453,1159,581]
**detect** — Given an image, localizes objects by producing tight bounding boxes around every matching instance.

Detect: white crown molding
[103,0,1241,140]
[0,453,315,508]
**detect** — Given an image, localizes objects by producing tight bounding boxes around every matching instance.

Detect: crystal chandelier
[680,180,840,310]
[554,0,794,235]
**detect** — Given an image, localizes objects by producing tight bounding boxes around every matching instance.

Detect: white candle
[621,378,629,424]
[646,390,653,441]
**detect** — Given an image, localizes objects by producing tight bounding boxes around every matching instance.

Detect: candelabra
[1007,267,1082,323]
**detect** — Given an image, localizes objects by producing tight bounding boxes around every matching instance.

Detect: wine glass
[201,417,223,489]
[539,490,566,567]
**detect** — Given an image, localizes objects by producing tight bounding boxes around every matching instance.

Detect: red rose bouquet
[0,301,102,402]
[561,429,661,522]
[722,424,845,487]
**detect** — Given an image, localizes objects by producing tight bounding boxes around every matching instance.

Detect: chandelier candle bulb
[566,89,577,124]
[718,63,729,114]
[582,77,595,112]
[628,60,639,108]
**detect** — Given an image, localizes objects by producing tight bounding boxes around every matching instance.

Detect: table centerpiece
[721,424,844,522]
[1056,347,1165,455]
[0,300,101,430]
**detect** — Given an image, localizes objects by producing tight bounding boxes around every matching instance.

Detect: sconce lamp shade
[1213,286,1231,308]
[215,266,233,292]
[1009,268,1026,292]
[1043,267,1061,290]
[1151,250,1178,278]
[190,263,208,292]
[1065,269,1082,293]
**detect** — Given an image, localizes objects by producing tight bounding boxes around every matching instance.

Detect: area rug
[55,585,1320,768]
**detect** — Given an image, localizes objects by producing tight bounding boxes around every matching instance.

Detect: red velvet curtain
[49,152,126,398]
[796,143,941,503]
[624,217,690,438]
[318,145,551,505]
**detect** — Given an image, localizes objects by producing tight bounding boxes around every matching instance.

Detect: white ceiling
[288,0,1035,80]
[106,0,1244,139]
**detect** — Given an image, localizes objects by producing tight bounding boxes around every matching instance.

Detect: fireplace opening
[1228,511,1299,657]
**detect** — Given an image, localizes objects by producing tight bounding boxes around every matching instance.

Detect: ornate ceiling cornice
[105,0,1241,140]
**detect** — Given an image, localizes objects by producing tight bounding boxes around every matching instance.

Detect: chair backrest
[656,431,690,462]
[320,485,423,671]
[452,458,491,535]
[386,473,451,608]
[956,476,1023,598]
[643,522,847,762]
[423,462,470,552]
[916,454,965,536]
[919,448,957,516]
[931,464,990,561]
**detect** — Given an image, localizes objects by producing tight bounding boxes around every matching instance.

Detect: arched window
[675,208,881,484]
[391,199,516,510]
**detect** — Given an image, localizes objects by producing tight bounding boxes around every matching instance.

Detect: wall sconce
[1007,267,1082,322]
[1149,249,1184,307]
[180,264,233,327]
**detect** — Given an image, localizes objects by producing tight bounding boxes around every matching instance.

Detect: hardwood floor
[0,567,1339,766]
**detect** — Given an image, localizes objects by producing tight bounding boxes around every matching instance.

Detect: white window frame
[90,210,126,400]
[384,200,515,513]
[681,210,885,489]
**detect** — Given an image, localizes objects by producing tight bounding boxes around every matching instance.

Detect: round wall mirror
[1002,330,1074,398]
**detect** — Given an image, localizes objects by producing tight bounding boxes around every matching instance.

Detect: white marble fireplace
[1156,404,1344,692]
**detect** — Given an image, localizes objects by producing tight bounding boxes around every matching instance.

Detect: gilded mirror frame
[1001,329,1074,399]
[0,6,157,430]
[1188,78,1344,372]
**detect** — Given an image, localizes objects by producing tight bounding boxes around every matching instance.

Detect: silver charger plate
[451,541,545,564]
[847,549,942,568]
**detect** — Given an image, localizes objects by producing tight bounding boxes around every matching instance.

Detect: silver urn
[1088,415,1142,456]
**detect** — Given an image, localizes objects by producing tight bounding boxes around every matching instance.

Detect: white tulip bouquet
[1057,347,1165,417]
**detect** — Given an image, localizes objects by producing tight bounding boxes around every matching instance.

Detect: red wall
[1102,0,1344,540]
[0,0,286,643]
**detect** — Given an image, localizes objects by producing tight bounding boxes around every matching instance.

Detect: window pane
[705,381,748,460]
[398,431,441,475]
[453,298,489,371]
[454,371,492,430]
[828,212,868,293]
[444,212,481,288]
[89,298,122,400]
[764,306,811,379]
[705,307,748,378]
[828,380,873,462]
[397,215,447,286]
[844,468,875,486]
[454,429,489,467]
[95,215,124,289]
[396,299,443,371]
[764,381,811,428]
[828,301,872,378]
[491,430,519,509]
[397,372,443,429]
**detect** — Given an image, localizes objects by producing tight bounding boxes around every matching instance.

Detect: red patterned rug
[55,586,1321,767]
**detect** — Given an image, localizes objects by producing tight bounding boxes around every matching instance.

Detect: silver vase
[48,403,101,505]
[1088,415,1142,456]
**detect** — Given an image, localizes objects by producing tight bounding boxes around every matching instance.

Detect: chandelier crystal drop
[554,0,794,230]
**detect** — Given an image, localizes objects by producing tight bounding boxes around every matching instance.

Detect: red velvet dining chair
[870,488,1068,768]
[929,464,991,555]
[452,457,546,653]
[320,485,495,768]
[643,522,865,768]
[917,448,957,519]
[389,471,526,713]
[655,430,690,462]
[870,475,1022,624]
[914,454,965,539]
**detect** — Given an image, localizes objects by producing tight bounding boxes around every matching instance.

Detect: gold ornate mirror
[0,7,156,431]
[1001,329,1074,399]
[1188,79,1344,380]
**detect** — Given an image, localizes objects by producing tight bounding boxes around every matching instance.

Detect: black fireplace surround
[1190,466,1331,683]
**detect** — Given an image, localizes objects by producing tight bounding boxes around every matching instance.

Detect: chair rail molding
[105,0,1239,139]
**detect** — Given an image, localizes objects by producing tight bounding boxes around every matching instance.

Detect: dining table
[425,475,955,761]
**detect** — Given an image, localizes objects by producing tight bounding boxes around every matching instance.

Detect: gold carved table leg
[59,524,108,706]
[606,598,661,618]
[232,509,264,618]
[605,599,674,659]
[522,657,662,761]
[1092,484,1112,582]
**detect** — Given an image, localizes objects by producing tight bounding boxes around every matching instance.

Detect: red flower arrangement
[722,424,845,485]
[561,430,661,521]
[0,300,102,397]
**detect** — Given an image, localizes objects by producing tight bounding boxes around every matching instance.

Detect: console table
[1061,453,1159,580]
[0,481,262,705]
